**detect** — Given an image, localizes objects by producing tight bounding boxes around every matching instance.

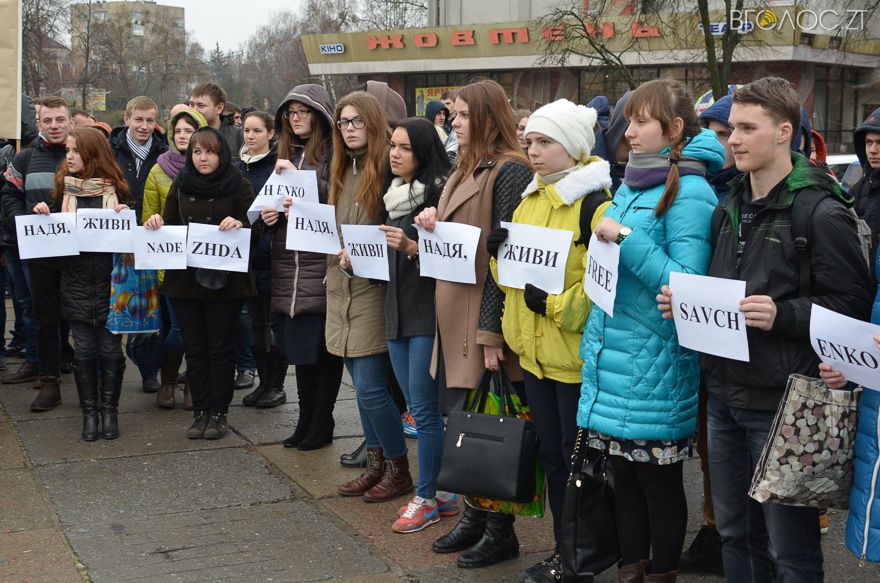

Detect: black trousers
[522,370,580,549]
[171,297,244,413]
[28,258,65,376]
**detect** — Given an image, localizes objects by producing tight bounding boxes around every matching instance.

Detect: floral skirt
[587,430,694,465]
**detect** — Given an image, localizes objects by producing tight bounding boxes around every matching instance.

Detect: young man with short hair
[660,77,871,582]
[70,109,94,128]
[188,83,244,161]
[851,106,880,256]
[0,97,75,410]
[110,96,168,393]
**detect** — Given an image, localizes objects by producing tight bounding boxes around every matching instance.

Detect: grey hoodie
[274,84,335,136]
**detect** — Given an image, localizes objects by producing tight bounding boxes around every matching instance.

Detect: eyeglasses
[337,117,365,130]
[283,109,312,120]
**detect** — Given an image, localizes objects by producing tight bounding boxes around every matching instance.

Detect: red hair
[54,127,130,202]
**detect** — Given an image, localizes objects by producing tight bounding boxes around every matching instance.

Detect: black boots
[433,506,488,554]
[456,512,519,569]
[73,359,99,441]
[679,525,724,575]
[283,364,316,448]
[242,347,270,406]
[255,347,287,408]
[297,363,340,451]
[100,358,125,440]
[340,439,368,467]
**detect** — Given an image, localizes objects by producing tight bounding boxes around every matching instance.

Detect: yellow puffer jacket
[492,157,612,383]
[142,164,175,286]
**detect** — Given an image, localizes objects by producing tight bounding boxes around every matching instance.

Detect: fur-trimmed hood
[521,156,612,206]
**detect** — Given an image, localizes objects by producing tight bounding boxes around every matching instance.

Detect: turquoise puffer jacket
[577,129,724,441]
[846,251,880,564]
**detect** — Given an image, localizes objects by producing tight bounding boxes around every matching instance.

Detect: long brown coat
[324,159,388,358]
[431,157,530,390]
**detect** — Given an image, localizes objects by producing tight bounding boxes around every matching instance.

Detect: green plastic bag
[463,372,546,518]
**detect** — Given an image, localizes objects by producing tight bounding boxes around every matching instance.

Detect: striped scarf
[126,130,152,177]
[62,177,119,212]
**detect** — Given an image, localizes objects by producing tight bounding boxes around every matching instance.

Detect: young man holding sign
[659,78,872,582]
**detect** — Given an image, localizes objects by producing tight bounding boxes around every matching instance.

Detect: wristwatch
[616,226,632,245]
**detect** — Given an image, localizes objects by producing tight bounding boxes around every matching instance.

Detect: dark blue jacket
[236,148,277,295]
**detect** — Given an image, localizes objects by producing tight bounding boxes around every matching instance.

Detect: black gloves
[524,283,548,315]
[486,227,509,259]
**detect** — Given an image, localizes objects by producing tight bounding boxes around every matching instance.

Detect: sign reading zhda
[247,169,320,224]
[186,222,251,273]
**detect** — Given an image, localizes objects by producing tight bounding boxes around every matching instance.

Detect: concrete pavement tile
[0,468,56,533]
[0,380,82,421]
[233,395,364,445]
[15,410,246,465]
[65,500,389,583]
[37,448,293,526]
[258,439,370,499]
[0,410,25,469]
[319,494,555,571]
[0,528,84,583]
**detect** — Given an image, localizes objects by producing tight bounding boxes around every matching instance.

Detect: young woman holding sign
[414,79,533,569]
[43,127,132,441]
[258,85,344,451]
[144,127,255,440]
[234,111,290,411]
[486,99,613,581]
[577,79,724,581]
[143,108,207,410]
[324,89,413,502]
[378,117,456,533]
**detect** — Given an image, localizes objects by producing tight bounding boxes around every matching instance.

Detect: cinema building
[301,1,880,152]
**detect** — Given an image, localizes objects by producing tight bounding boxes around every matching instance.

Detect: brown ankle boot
[338,448,384,496]
[618,560,649,583]
[156,382,176,409]
[363,455,413,503]
[644,569,678,582]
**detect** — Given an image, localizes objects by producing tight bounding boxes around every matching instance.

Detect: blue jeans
[161,295,184,353]
[235,306,255,371]
[345,354,406,459]
[388,336,442,498]
[5,247,37,363]
[707,394,823,583]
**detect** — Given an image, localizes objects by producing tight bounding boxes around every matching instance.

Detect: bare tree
[354,0,428,30]
[21,0,69,96]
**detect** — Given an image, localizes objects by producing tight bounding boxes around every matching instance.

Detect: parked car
[826,154,862,193]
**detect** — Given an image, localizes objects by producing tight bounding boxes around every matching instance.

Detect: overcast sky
[162,0,303,52]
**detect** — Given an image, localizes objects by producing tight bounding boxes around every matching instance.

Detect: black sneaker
[679,526,724,575]
[142,373,161,393]
[186,411,209,439]
[233,369,255,390]
[203,412,228,440]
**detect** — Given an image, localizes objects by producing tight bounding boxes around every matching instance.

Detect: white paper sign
[75,208,137,253]
[810,304,880,390]
[133,226,188,270]
[15,213,79,259]
[415,222,481,284]
[186,222,251,273]
[583,233,620,317]
[340,224,390,281]
[246,169,320,224]
[669,272,749,362]
[285,201,341,255]
[496,221,572,294]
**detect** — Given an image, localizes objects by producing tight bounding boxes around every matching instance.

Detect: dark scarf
[175,127,241,198]
[157,150,186,179]
[623,152,707,190]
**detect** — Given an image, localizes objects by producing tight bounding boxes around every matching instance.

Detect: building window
[800,33,815,46]
[174,18,185,28]
[94,10,106,22]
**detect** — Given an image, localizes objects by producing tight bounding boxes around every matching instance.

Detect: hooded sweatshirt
[699,95,741,203]
[365,81,407,126]
[592,91,632,194]
[586,95,610,132]
[424,100,449,141]
[852,106,880,241]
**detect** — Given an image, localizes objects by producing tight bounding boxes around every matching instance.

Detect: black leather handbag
[560,428,620,582]
[437,370,539,503]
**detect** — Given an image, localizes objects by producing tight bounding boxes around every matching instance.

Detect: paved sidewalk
[0,348,877,582]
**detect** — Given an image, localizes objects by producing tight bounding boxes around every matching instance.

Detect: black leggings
[610,456,687,574]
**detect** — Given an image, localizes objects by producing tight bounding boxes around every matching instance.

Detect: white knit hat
[524,99,598,163]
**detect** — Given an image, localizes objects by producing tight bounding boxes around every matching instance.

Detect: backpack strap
[576,190,611,248]
[790,189,829,298]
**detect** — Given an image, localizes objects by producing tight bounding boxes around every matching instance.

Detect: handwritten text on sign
[15,213,79,259]
[810,304,880,390]
[76,208,137,253]
[186,222,251,273]
[246,169,319,224]
[583,233,620,317]
[340,224,390,281]
[669,272,749,362]
[497,222,571,294]
[133,226,188,270]
[285,201,341,255]
[415,222,481,284]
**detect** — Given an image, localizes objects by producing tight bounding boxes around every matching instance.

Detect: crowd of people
[0,73,879,583]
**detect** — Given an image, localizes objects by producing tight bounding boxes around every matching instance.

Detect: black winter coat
[702,155,872,410]
[385,206,436,339]
[60,196,114,325]
[110,126,168,222]
[0,139,67,245]
[162,176,257,301]
[236,148,277,295]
